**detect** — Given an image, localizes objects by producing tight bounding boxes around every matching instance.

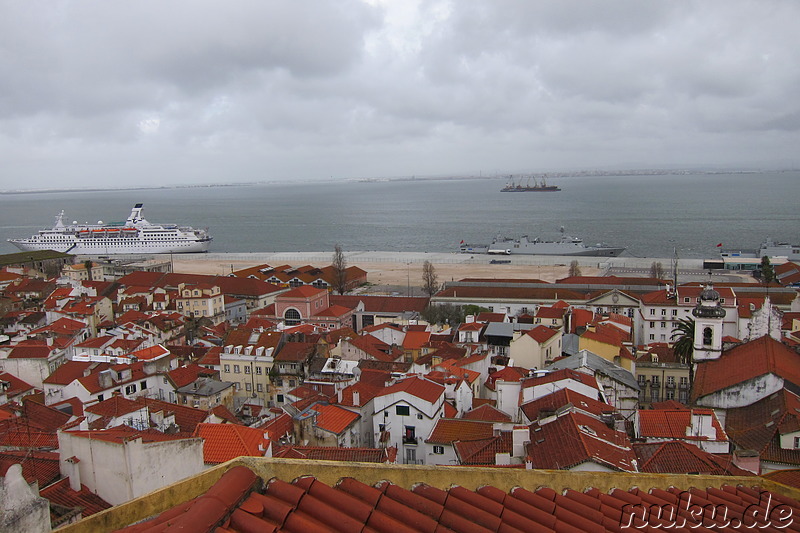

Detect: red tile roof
[84,395,143,418]
[136,397,212,433]
[426,418,495,444]
[6,345,54,359]
[521,388,613,422]
[193,423,270,464]
[525,325,559,343]
[693,336,800,400]
[725,389,800,466]
[453,432,513,465]
[40,478,113,518]
[66,425,195,445]
[261,413,294,442]
[311,404,360,435]
[272,445,393,463]
[633,441,754,476]
[402,330,430,350]
[638,408,727,442]
[461,404,512,423]
[527,412,636,471]
[167,364,218,389]
[376,376,445,404]
[521,367,600,390]
[114,465,799,533]
[44,361,111,386]
[485,366,529,391]
[330,295,430,313]
[0,450,60,486]
[0,372,35,398]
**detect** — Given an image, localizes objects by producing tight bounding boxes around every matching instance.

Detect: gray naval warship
[460,229,625,257]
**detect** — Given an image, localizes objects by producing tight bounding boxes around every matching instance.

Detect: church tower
[692,283,726,361]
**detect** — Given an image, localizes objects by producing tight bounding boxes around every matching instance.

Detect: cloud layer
[1,0,798,189]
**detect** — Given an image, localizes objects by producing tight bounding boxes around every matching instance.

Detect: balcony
[665,382,676,389]
[402,436,419,446]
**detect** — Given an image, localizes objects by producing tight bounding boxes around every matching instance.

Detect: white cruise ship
[8,204,212,254]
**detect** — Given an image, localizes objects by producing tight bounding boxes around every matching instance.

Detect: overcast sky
[1,1,799,190]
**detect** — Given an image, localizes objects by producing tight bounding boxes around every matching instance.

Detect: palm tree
[671,317,695,396]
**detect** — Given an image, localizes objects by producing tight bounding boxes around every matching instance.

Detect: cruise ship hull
[8,204,212,255]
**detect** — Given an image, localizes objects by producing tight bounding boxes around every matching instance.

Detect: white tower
[692,283,726,361]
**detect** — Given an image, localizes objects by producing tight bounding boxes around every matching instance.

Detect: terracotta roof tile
[111,464,800,533]
[40,478,113,518]
[426,418,495,444]
[633,441,754,476]
[193,423,270,464]
[694,336,800,401]
[0,450,60,486]
[638,408,727,442]
[310,404,360,435]
[376,376,445,404]
[527,412,636,471]
[462,404,512,423]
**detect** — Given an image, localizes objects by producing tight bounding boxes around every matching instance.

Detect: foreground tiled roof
[461,403,512,423]
[377,375,445,404]
[113,465,800,533]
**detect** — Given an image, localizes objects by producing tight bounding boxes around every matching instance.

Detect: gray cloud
[1,0,798,189]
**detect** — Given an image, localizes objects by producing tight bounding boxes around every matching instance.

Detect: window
[277,394,284,403]
[417,414,423,420]
[289,379,296,388]
[234,365,240,374]
[488,307,493,312]
[651,376,660,386]
[661,322,666,328]
[433,445,445,455]
[703,327,713,346]
[284,308,301,326]
[245,382,252,391]
[290,363,297,370]
[224,364,230,373]
[672,309,678,316]
[650,322,655,328]
[661,309,666,316]
[97,394,104,402]
[275,378,283,387]
[125,384,136,395]
[649,334,655,340]
[140,380,147,390]
[255,367,262,375]
[257,384,263,392]
[684,297,690,303]
[396,405,410,416]
[666,390,675,400]
[680,377,689,387]
[667,376,675,386]
[244,366,251,374]
[649,309,655,316]
[794,437,800,449]
[403,426,416,445]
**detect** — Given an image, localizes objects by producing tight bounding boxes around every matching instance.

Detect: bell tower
[692,283,726,361]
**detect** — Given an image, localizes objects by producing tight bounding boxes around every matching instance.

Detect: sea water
[1,172,798,258]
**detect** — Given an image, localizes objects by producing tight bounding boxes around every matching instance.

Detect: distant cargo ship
[461,229,625,257]
[501,175,561,192]
[8,204,212,254]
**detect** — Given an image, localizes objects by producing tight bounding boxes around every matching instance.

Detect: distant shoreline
[0,167,785,195]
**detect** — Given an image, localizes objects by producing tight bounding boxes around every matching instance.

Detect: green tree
[671,317,695,394]
[421,304,465,326]
[463,304,490,316]
[761,255,775,284]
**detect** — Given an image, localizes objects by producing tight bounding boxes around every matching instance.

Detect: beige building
[634,346,690,407]
[508,325,562,369]
[218,330,282,407]
[175,283,225,324]
[62,262,105,282]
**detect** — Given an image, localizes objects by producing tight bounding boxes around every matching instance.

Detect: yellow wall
[60,457,800,533]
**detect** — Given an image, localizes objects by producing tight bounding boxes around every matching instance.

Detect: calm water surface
[1,172,798,258]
